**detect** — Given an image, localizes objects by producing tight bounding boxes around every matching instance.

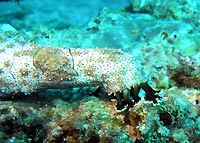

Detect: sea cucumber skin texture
[70,48,146,94]
[0,43,147,96]
[0,43,44,95]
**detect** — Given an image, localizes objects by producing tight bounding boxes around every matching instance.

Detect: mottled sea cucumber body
[0,41,147,97]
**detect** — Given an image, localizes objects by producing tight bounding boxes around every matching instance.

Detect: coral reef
[129,87,200,142]
[131,0,200,27]
[0,88,199,142]
[0,101,46,142]
[0,0,199,142]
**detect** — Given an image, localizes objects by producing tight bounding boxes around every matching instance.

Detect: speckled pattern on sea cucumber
[0,32,147,97]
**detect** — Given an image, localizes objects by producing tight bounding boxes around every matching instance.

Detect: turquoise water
[0,0,199,142]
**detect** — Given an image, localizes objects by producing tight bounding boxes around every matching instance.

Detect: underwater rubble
[0,0,200,142]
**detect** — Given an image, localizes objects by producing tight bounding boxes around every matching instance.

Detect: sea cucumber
[0,40,148,98]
